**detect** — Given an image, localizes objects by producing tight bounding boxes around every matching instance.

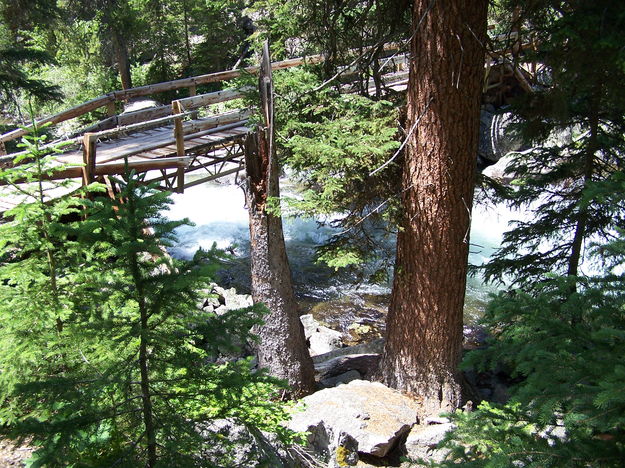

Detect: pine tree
[481,0,625,288]
[0,130,296,466]
[430,2,625,464]
[377,0,487,417]
[435,173,625,467]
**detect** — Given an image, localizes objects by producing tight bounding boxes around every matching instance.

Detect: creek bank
[195,286,515,467]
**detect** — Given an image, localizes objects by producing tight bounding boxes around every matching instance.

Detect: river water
[165,179,519,337]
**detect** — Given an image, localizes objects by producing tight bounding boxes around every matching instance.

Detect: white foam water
[165,181,525,315]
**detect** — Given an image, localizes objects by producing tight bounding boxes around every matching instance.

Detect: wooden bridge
[0,46,412,197]
[0,36,539,199]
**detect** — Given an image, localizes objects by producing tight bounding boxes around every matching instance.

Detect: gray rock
[212,285,253,311]
[463,325,489,350]
[198,418,296,467]
[288,380,419,467]
[315,353,380,381]
[404,422,454,464]
[301,314,345,356]
[312,338,385,364]
[481,153,515,182]
[320,369,362,388]
[540,424,567,446]
[478,109,520,163]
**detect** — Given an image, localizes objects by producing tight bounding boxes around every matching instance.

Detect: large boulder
[301,314,345,356]
[287,380,418,467]
[312,338,384,364]
[478,108,520,164]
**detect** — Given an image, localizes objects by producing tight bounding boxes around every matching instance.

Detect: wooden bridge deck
[47,118,250,192]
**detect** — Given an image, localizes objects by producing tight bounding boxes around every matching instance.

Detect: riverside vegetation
[1,0,625,466]
[0,127,299,466]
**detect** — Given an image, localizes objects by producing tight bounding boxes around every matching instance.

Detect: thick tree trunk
[244,131,316,398]
[378,0,487,419]
[243,42,315,397]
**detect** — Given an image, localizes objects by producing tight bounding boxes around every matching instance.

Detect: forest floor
[0,438,32,467]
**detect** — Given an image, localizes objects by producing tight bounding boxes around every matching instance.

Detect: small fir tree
[434,176,625,465]
[0,130,296,466]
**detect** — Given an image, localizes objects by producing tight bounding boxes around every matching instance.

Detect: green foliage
[481,0,625,287]
[434,175,625,467]
[0,129,296,466]
[0,43,63,111]
[249,0,410,90]
[270,67,401,278]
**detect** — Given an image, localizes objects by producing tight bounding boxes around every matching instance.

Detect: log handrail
[0,43,409,146]
[0,55,324,145]
[174,86,251,111]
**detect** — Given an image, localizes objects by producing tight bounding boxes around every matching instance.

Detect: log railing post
[82,133,97,185]
[188,85,198,120]
[172,100,185,193]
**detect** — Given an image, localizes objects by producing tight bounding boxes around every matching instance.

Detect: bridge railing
[0,55,325,150]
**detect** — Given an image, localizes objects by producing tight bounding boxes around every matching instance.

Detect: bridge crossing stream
[0,39,537,344]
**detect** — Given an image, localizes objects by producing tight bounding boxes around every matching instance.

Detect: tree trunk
[244,131,316,398]
[567,87,600,279]
[377,0,487,419]
[243,42,315,398]
[111,28,132,90]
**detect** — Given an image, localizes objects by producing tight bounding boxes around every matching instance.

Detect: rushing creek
[166,178,519,341]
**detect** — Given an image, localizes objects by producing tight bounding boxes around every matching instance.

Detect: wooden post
[0,141,6,156]
[106,100,117,117]
[82,133,98,185]
[172,100,185,193]
[188,85,198,120]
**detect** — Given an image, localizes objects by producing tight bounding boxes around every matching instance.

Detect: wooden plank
[106,101,117,117]
[0,95,114,144]
[110,55,324,103]
[172,101,185,157]
[80,115,119,134]
[92,113,189,140]
[95,157,189,175]
[0,157,188,184]
[182,109,251,135]
[117,105,172,127]
[188,85,198,119]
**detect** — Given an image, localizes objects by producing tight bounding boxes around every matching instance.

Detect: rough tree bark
[377,0,487,418]
[244,42,316,397]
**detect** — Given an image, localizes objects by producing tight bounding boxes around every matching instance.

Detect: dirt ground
[0,439,33,467]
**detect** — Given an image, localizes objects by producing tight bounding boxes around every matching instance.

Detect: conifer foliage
[437,196,625,465]
[0,130,292,466]
[482,0,625,286]
[432,1,625,465]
